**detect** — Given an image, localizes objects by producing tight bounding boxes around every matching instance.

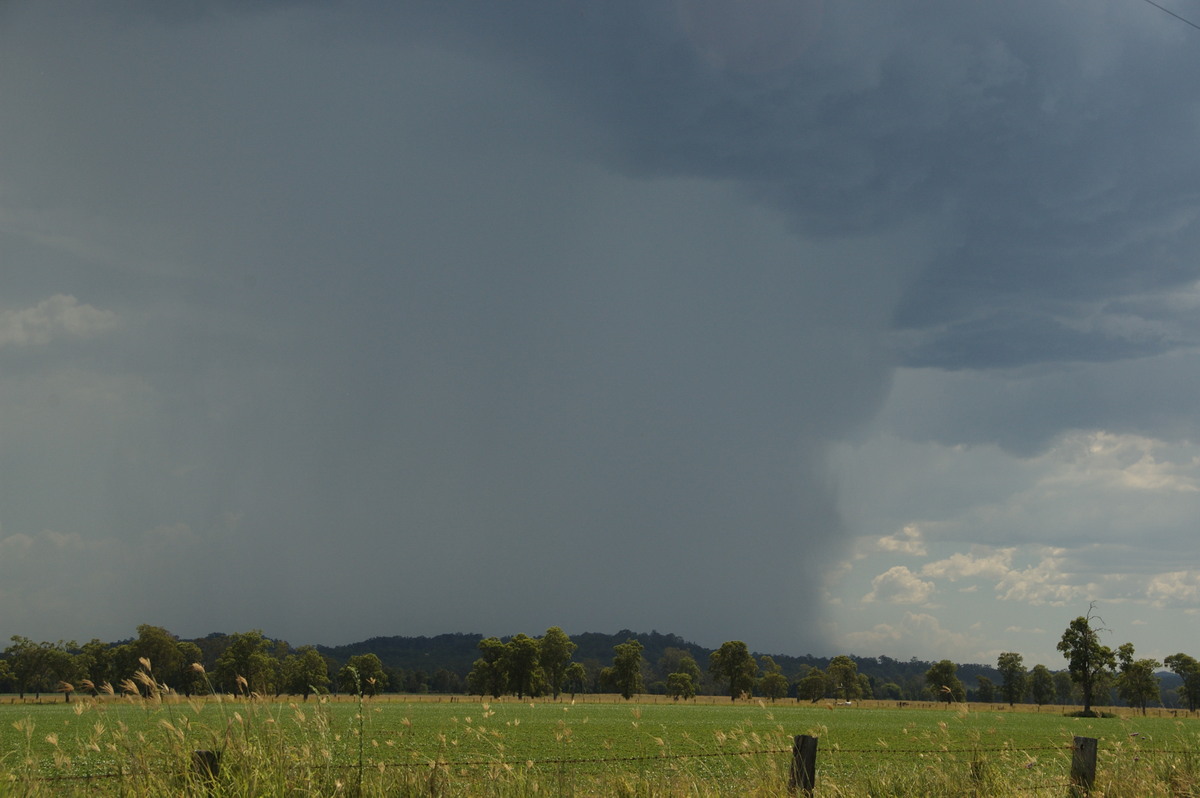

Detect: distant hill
[317,633,484,675]
[311,629,1009,694]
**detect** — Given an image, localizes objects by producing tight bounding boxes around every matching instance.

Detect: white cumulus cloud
[1035,430,1200,495]
[1147,571,1200,607]
[0,294,119,349]
[995,552,1087,605]
[863,565,934,605]
[877,524,929,556]
[921,548,1015,582]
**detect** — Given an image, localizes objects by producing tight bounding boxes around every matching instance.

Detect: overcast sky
[4,0,1200,669]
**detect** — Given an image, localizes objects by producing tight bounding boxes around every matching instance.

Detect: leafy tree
[539,627,577,699]
[672,654,702,688]
[467,637,507,698]
[76,639,115,692]
[214,630,280,695]
[876,681,903,700]
[611,639,644,700]
[176,641,207,696]
[563,662,588,698]
[5,637,49,699]
[827,655,862,702]
[796,668,829,703]
[431,668,463,693]
[283,646,330,699]
[667,672,696,700]
[598,666,616,693]
[759,656,789,702]
[1057,607,1116,716]
[1093,666,1116,707]
[503,634,542,699]
[657,647,693,675]
[37,645,80,702]
[1028,664,1055,707]
[129,625,183,689]
[1115,643,1160,715]
[925,660,965,703]
[339,653,386,696]
[975,675,996,703]
[6,640,80,701]
[657,650,702,701]
[1165,653,1200,711]
[709,641,758,701]
[996,652,1027,706]
[1053,670,1075,704]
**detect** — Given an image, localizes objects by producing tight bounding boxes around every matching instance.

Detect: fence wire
[10,737,1200,794]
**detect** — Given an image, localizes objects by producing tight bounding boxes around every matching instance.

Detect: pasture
[3,694,1200,795]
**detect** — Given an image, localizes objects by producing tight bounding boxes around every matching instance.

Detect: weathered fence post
[192,749,221,788]
[788,734,818,796]
[1070,736,1097,797]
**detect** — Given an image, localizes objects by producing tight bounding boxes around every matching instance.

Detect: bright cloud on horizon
[831,425,1200,664]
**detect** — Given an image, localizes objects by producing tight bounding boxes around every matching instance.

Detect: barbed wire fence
[10,733,1200,796]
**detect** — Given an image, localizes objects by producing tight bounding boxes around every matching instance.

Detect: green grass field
[3,695,1200,795]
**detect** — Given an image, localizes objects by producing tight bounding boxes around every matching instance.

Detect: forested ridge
[0,621,1188,709]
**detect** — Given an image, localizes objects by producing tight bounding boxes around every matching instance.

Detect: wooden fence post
[1070,736,1097,797]
[789,734,818,796]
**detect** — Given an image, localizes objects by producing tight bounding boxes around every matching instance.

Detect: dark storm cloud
[4,0,1200,655]
[0,0,912,652]
[366,1,1200,371]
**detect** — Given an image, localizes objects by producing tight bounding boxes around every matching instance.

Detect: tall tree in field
[538,627,576,699]
[1115,643,1160,715]
[661,651,702,701]
[1028,664,1055,707]
[45,645,82,702]
[503,634,542,699]
[176,641,207,697]
[1164,653,1200,711]
[563,662,588,698]
[996,652,1027,706]
[759,656,789,702]
[611,638,644,700]
[826,655,862,702]
[1057,606,1116,716]
[283,646,330,700]
[76,639,115,691]
[339,653,387,697]
[467,637,507,698]
[709,641,758,701]
[130,625,183,689]
[214,630,280,695]
[667,672,696,700]
[975,675,996,703]
[1053,670,1075,704]
[795,667,829,703]
[5,636,49,699]
[671,654,702,690]
[925,660,965,703]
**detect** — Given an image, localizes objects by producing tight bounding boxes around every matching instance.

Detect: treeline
[1,617,1194,710]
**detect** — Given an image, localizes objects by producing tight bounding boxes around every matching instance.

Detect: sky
[3,0,1200,670]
